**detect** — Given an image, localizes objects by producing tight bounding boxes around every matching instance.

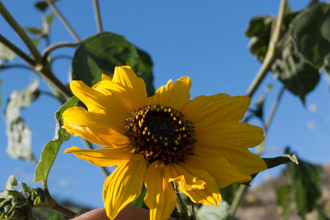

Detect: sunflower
[63,66,267,220]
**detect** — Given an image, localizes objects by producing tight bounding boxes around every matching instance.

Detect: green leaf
[34,96,79,185]
[4,79,40,162]
[245,16,273,62]
[285,148,322,219]
[0,42,15,64]
[0,177,33,220]
[32,38,40,48]
[290,2,330,69]
[263,154,299,169]
[316,204,330,220]
[34,0,59,12]
[137,48,155,96]
[271,42,320,102]
[130,185,147,209]
[245,9,301,62]
[72,32,155,95]
[324,54,330,74]
[46,13,55,25]
[276,184,292,219]
[25,27,41,35]
[5,176,17,190]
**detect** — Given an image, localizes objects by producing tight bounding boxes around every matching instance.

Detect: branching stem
[175,191,190,220]
[230,0,288,217]
[0,34,36,66]
[44,0,81,42]
[0,64,32,71]
[93,0,103,33]
[42,42,78,63]
[265,85,285,132]
[246,0,287,98]
[0,2,42,62]
[44,188,77,218]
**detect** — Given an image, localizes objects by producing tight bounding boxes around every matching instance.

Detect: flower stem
[42,42,78,63]
[229,184,247,216]
[0,2,42,62]
[175,190,190,220]
[256,85,286,154]
[44,0,81,42]
[0,34,36,66]
[246,0,287,98]
[0,64,32,71]
[265,85,285,132]
[230,0,288,217]
[44,187,77,218]
[93,0,103,33]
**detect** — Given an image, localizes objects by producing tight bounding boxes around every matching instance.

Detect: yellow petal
[165,163,221,206]
[101,73,112,81]
[63,106,129,146]
[64,146,133,167]
[164,163,206,190]
[184,155,253,188]
[63,106,124,133]
[196,122,264,149]
[144,162,177,220]
[70,80,126,118]
[112,66,147,108]
[63,124,129,147]
[193,146,267,177]
[103,154,146,219]
[92,68,147,113]
[182,94,250,127]
[148,77,192,110]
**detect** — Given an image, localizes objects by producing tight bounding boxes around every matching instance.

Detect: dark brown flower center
[125,104,196,164]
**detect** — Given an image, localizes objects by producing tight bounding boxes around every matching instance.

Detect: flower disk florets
[125,104,196,164]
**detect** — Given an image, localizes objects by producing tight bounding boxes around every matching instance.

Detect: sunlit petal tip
[101,73,112,81]
[200,192,222,206]
[178,76,192,86]
[103,155,146,219]
[69,80,87,91]
[63,146,79,153]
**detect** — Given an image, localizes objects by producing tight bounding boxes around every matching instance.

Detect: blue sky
[1,0,330,209]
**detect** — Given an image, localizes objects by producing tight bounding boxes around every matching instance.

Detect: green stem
[229,184,248,216]
[246,0,287,98]
[256,85,285,155]
[44,188,77,218]
[230,0,288,217]
[265,85,285,132]
[176,191,189,220]
[0,2,42,62]
[0,34,36,66]
[93,0,103,33]
[0,64,32,71]
[0,13,72,99]
[37,66,72,100]
[45,0,81,42]
[42,42,78,63]
[186,199,196,220]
